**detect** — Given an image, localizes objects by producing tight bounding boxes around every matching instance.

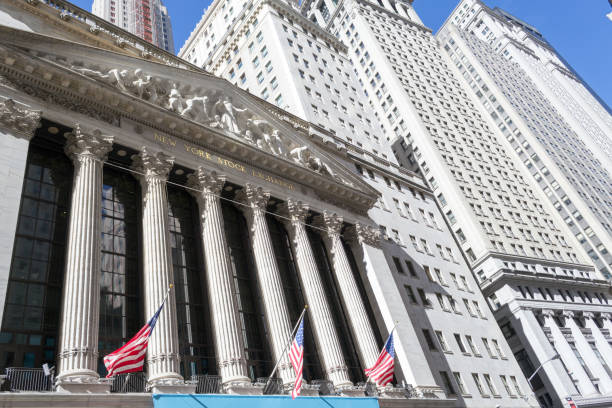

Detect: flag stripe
[290,317,305,399]
[103,300,165,377]
[364,332,395,387]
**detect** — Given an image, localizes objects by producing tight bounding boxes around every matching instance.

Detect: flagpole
[365,324,397,387]
[264,305,308,393]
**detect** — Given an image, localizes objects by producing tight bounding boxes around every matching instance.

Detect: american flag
[103,301,164,378]
[289,317,305,399]
[364,331,395,386]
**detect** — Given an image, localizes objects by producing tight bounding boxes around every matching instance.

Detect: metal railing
[110,372,147,393]
[311,379,336,395]
[191,374,222,394]
[3,367,53,392]
[257,377,283,395]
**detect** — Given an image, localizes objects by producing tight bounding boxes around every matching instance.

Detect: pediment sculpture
[66,63,352,186]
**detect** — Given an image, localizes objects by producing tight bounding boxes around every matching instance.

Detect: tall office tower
[437,0,612,280]
[180,1,533,406]
[91,0,174,53]
[301,0,612,407]
[432,2,612,406]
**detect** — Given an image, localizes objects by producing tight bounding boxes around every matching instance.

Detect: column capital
[562,310,576,319]
[601,313,612,321]
[244,183,269,210]
[187,167,226,196]
[541,309,557,319]
[285,198,309,224]
[355,223,382,248]
[0,98,41,140]
[132,147,174,180]
[583,312,596,320]
[64,124,113,161]
[322,212,343,237]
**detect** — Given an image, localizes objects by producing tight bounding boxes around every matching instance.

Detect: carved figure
[212,96,248,133]
[167,83,184,113]
[267,130,286,157]
[289,146,335,177]
[181,95,214,123]
[71,66,129,91]
[131,69,158,103]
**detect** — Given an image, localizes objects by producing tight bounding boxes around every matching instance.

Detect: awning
[152,394,380,408]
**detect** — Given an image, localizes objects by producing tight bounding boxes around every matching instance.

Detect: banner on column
[152,394,380,408]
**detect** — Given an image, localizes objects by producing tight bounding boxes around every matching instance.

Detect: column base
[147,375,196,394]
[378,385,406,399]
[300,383,321,396]
[55,375,111,394]
[224,380,263,395]
[413,385,446,399]
[339,384,366,397]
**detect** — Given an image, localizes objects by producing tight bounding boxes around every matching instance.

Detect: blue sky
[70,0,611,108]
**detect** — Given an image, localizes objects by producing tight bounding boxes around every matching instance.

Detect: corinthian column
[0,99,41,329]
[284,199,352,388]
[132,148,191,393]
[583,313,612,384]
[320,213,379,370]
[241,184,294,386]
[541,310,597,396]
[56,125,112,393]
[563,311,612,393]
[188,168,250,391]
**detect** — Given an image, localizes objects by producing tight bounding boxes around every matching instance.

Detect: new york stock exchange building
[0,1,535,408]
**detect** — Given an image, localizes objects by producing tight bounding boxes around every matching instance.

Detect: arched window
[0,130,73,371]
[168,186,215,377]
[222,203,271,380]
[98,167,141,375]
[267,215,323,381]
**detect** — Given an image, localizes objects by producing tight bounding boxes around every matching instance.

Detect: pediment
[0,26,380,213]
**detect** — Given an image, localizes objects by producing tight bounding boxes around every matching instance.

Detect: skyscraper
[300,0,611,406]
[438,0,612,279]
[91,0,175,53]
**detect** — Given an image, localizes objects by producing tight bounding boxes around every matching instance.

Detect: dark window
[0,139,73,371]
[168,186,215,376]
[440,371,456,395]
[500,322,516,339]
[223,203,271,380]
[423,329,437,351]
[98,168,141,375]
[267,215,323,380]
[405,260,417,277]
[392,256,405,274]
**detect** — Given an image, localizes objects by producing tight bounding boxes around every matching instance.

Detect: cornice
[479,267,609,297]
[14,0,198,70]
[469,250,595,274]
[0,32,378,215]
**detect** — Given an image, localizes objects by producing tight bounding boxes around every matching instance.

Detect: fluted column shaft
[322,213,379,370]
[542,310,597,396]
[189,168,249,385]
[57,126,112,381]
[133,149,182,384]
[584,314,612,382]
[602,314,612,333]
[242,184,294,385]
[285,199,351,387]
[564,312,612,393]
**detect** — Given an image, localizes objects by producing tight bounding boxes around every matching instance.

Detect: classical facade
[0,1,534,408]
